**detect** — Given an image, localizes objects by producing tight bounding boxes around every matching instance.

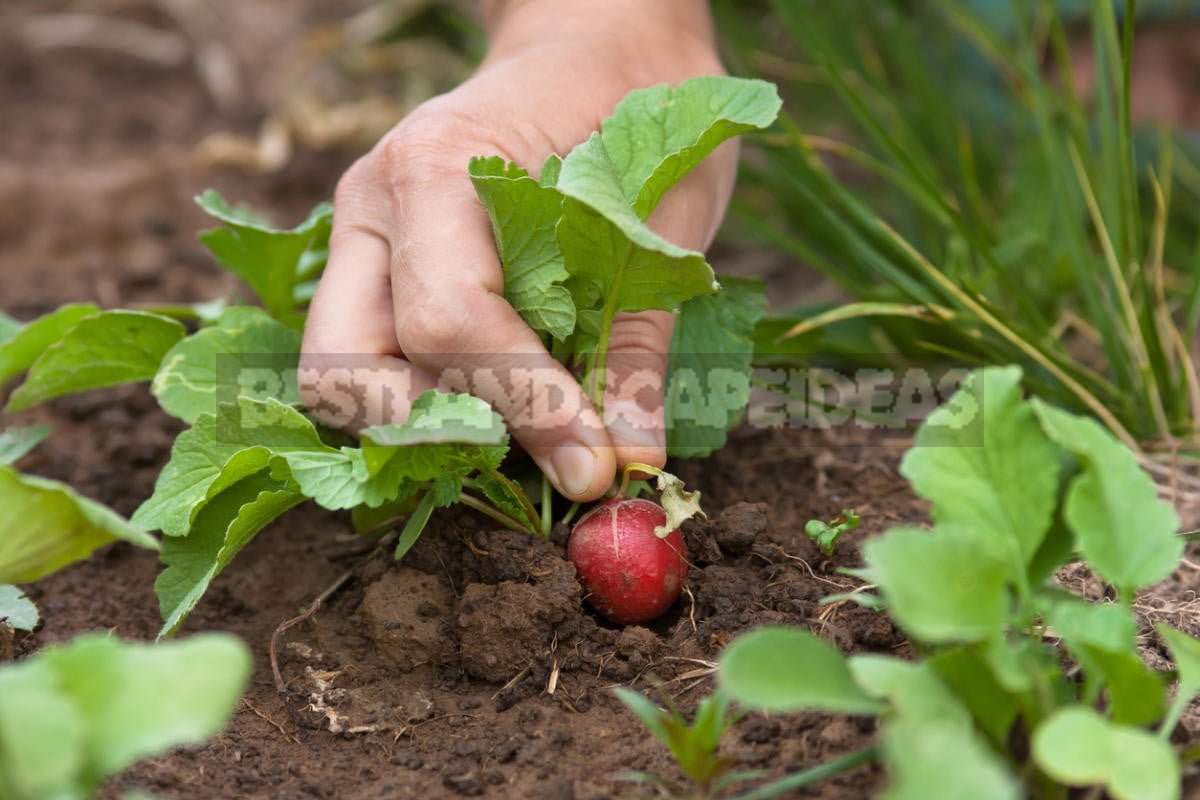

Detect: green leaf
[719,626,883,714]
[613,687,674,747]
[44,633,250,789]
[863,526,1011,643]
[0,425,51,465]
[132,398,328,536]
[900,366,1060,569]
[272,391,508,511]
[1047,598,1164,726]
[0,303,99,385]
[469,157,575,339]
[358,390,508,483]
[849,657,1019,800]
[360,390,508,454]
[1158,624,1200,709]
[156,472,303,637]
[0,633,248,799]
[196,190,332,323]
[666,276,767,458]
[1032,400,1182,591]
[1155,624,1200,738]
[6,311,186,412]
[928,648,1018,744]
[879,713,1020,800]
[0,465,158,584]
[394,489,438,561]
[557,145,717,315]
[279,448,420,510]
[152,306,302,423]
[0,658,85,800]
[598,76,781,218]
[0,584,38,631]
[0,310,19,343]
[1033,707,1179,800]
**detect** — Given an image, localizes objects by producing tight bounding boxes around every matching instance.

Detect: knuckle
[333,158,373,211]
[397,295,475,357]
[381,110,479,181]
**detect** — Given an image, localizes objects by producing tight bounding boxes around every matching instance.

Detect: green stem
[588,246,631,415]
[731,746,879,800]
[458,492,534,534]
[484,467,540,532]
[540,472,553,540]
[1159,694,1188,741]
[561,502,581,527]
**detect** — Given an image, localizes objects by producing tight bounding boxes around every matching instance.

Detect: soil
[4,3,1200,799]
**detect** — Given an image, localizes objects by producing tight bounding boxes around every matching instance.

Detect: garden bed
[7,2,1200,798]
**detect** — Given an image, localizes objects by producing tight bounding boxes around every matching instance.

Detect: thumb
[602,310,674,471]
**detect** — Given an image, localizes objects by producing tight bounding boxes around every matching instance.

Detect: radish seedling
[0,633,249,800]
[614,686,756,799]
[0,77,780,635]
[804,509,859,557]
[719,367,1198,800]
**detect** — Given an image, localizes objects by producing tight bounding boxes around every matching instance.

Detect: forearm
[480,0,717,61]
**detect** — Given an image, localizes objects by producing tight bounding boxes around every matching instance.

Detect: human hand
[300,0,736,501]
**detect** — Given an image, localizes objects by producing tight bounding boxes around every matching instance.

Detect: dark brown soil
[5,3,1200,800]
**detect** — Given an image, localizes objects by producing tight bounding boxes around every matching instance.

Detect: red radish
[567,497,688,625]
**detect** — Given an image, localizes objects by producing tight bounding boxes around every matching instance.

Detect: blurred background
[3,0,1200,424]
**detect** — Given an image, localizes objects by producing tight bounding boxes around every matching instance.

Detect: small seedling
[804,509,860,556]
[615,686,756,799]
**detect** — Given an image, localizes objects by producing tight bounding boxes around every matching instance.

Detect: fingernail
[552,445,597,498]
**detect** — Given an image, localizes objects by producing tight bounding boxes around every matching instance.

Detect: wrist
[481,0,718,68]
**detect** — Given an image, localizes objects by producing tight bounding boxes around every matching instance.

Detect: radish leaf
[901,366,1060,568]
[6,311,186,412]
[196,191,332,326]
[1033,707,1179,800]
[720,627,882,714]
[863,526,1010,644]
[0,633,249,798]
[0,465,158,584]
[0,303,100,385]
[469,157,575,340]
[0,584,38,632]
[596,76,782,219]
[666,276,766,457]
[0,425,51,465]
[152,306,302,423]
[156,473,303,638]
[1032,400,1182,592]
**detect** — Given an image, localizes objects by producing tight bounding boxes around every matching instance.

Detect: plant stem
[458,491,533,534]
[731,746,878,800]
[540,472,553,540]
[618,461,664,498]
[484,467,540,532]
[561,502,581,527]
[588,246,632,415]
